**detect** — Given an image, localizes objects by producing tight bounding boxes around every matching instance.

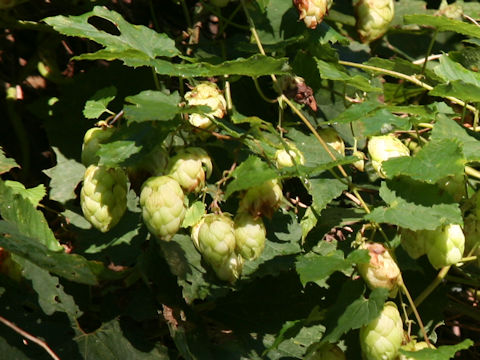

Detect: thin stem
[412,266,451,310]
[466,166,480,180]
[252,78,277,103]
[0,316,61,360]
[421,29,438,76]
[152,68,161,90]
[399,280,431,346]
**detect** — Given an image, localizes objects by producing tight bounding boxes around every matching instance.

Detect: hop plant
[437,174,465,202]
[238,179,283,218]
[80,165,128,233]
[357,242,401,297]
[167,147,213,193]
[140,176,187,241]
[195,213,236,267]
[400,228,431,259]
[185,82,227,130]
[368,135,410,178]
[355,0,395,43]
[352,150,366,172]
[398,340,433,360]
[234,212,267,260]
[306,343,346,360]
[274,141,305,169]
[211,252,244,283]
[293,0,333,29]
[359,301,403,360]
[81,122,115,166]
[426,224,465,269]
[318,128,345,156]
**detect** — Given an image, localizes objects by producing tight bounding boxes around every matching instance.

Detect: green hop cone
[399,340,433,360]
[185,82,227,130]
[293,0,333,29]
[238,179,283,218]
[274,141,305,169]
[81,122,115,166]
[357,242,401,297]
[352,150,366,172]
[196,213,236,267]
[400,228,431,259]
[306,343,346,360]
[426,224,465,269]
[234,212,267,260]
[355,0,394,43]
[359,301,403,360]
[368,135,410,178]
[167,147,213,193]
[211,252,244,283]
[80,165,128,233]
[318,128,345,156]
[140,176,187,241]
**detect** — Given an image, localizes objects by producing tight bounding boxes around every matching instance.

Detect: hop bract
[368,135,410,178]
[400,228,431,259]
[426,224,465,269]
[355,0,394,43]
[196,213,236,267]
[318,128,345,156]
[234,212,266,260]
[359,301,403,360]
[293,0,333,29]
[357,242,401,297]
[185,82,227,130]
[140,176,187,241]
[167,147,212,193]
[238,179,283,218]
[274,141,305,169]
[306,343,346,360]
[81,123,115,166]
[80,165,128,233]
[211,252,244,283]
[352,150,366,172]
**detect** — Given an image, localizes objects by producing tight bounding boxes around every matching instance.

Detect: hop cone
[368,135,410,178]
[359,301,403,360]
[352,150,366,172]
[140,176,187,241]
[306,343,346,360]
[355,0,394,43]
[234,212,266,260]
[399,340,432,360]
[426,224,465,269]
[400,228,430,259]
[196,213,236,267]
[318,128,345,156]
[293,0,333,29]
[167,147,212,193]
[211,252,244,283]
[357,242,401,297]
[274,141,305,169]
[238,179,283,218]
[81,124,115,166]
[185,82,226,130]
[80,165,128,233]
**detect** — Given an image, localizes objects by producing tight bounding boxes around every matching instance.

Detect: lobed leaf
[429,80,480,103]
[0,146,19,174]
[123,90,181,123]
[399,339,473,359]
[404,14,480,38]
[83,86,117,119]
[4,180,46,207]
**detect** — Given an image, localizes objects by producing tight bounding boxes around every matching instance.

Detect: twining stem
[421,29,438,76]
[399,280,431,346]
[412,266,451,311]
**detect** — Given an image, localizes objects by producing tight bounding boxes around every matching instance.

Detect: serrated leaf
[430,114,480,162]
[123,90,181,123]
[434,55,480,85]
[4,181,46,207]
[98,140,142,166]
[404,14,480,38]
[0,180,63,251]
[182,201,206,228]
[0,147,19,174]
[224,156,278,199]
[429,80,480,102]
[296,249,369,287]
[399,339,473,360]
[83,86,117,119]
[382,139,465,183]
[316,59,381,92]
[365,180,463,231]
[320,282,389,345]
[43,147,86,204]
[44,6,179,63]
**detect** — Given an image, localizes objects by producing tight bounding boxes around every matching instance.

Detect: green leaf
[182,201,206,228]
[4,181,46,207]
[382,139,466,183]
[316,59,381,92]
[98,140,142,166]
[320,282,389,345]
[224,156,278,199]
[43,147,86,204]
[429,80,480,102]
[0,337,30,359]
[0,180,63,251]
[404,14,480,38]
[83,86,117,119]
[123,90,181,123]
[0,146,19,174]
[365,179,463,231]
[430,114,480,162]
[296,249,369,287]
[44,6,179,63]
[399,339,473,359]
[433,55,480,85]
